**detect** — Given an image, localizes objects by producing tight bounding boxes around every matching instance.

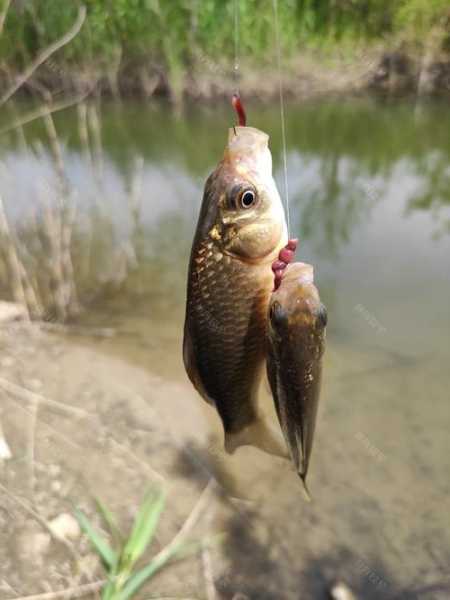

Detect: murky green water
[1,97,449,598]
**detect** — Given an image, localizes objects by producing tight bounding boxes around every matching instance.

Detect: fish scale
[186,237,270,433]
[267,262,327,491]
[183,125,288,453]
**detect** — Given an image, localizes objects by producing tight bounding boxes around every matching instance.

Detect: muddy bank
[3,48,450,104]
[0,321,305,598]
[1,320,449,599]
[0,323,214,597]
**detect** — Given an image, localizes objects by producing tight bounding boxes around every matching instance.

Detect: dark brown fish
[183,125,288,454]
[267,262,327,492]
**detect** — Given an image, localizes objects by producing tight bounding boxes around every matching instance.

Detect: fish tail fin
[299,473,312,502]
[292,429,313,501]
[224,417,288,458]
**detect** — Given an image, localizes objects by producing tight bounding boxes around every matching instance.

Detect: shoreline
[1,311,447,598]
[3,47,450,104]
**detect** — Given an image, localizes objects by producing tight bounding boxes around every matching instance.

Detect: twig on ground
[0,482,80,564]
[0,5,87,107]
[130,391,254,519]
[3,392,83,450]
[108,437,166,484]
[201,540,217,600]
[2,579,106,600]
[0,419,12,460]
[152,479,217,568]
[37,322,116,338]
[0,579,19,596]
[25,395,38,499]
[200,496,217,600]
[0,376,93,419]
[0,482,100,592]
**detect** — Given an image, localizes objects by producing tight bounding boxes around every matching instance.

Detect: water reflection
[405,150,450,236]
[0,98,449,597]
[288,151,385,257]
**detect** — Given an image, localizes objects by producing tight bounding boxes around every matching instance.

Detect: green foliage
[394,0,449,33]
[75,507,118,569]
[75,489,221,600]
[0,0,449,77]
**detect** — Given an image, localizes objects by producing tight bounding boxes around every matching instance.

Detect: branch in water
[0,5,87,107]
[0,87,95,136]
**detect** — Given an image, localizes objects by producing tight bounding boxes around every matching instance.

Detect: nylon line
[272,0,291,237]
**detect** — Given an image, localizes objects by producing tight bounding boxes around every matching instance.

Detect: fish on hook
[267,247,327,498]
[183,96,288,456]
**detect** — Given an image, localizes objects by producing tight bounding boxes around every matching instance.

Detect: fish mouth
[225,126,272,176]
[227,126,269,152]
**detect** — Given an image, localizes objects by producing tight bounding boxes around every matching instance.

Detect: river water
[0,97,449,598]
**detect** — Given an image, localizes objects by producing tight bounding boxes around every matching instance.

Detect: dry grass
[0,2,139,324]
[0,324,229,599]
[0,102,145,323]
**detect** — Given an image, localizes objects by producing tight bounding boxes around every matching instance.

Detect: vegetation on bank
[75,487,221,599]
[0,0,450,98]
[2,0,449,62]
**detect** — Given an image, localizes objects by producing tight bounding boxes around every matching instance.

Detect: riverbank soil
[1,321,449,599]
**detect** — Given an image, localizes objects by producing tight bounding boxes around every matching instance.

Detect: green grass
[75,489,222,599]
[1,0,449,77]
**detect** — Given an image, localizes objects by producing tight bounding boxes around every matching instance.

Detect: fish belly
[184,240,271,435]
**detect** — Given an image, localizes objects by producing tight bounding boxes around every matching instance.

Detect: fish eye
[239,189,257,209]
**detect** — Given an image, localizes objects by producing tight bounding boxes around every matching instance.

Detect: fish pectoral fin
[224,417,289,458]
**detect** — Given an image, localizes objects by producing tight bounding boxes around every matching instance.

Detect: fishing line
[234,0,240,95]
[272,0,291,237]
[232,0,247,126]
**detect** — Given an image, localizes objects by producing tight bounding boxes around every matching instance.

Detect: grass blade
[74,508,117,569]
[118,547,178,600]
[95,497,124,545]
[120,488,166,571]
[119,534,224,600]
[101,576,120,600]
